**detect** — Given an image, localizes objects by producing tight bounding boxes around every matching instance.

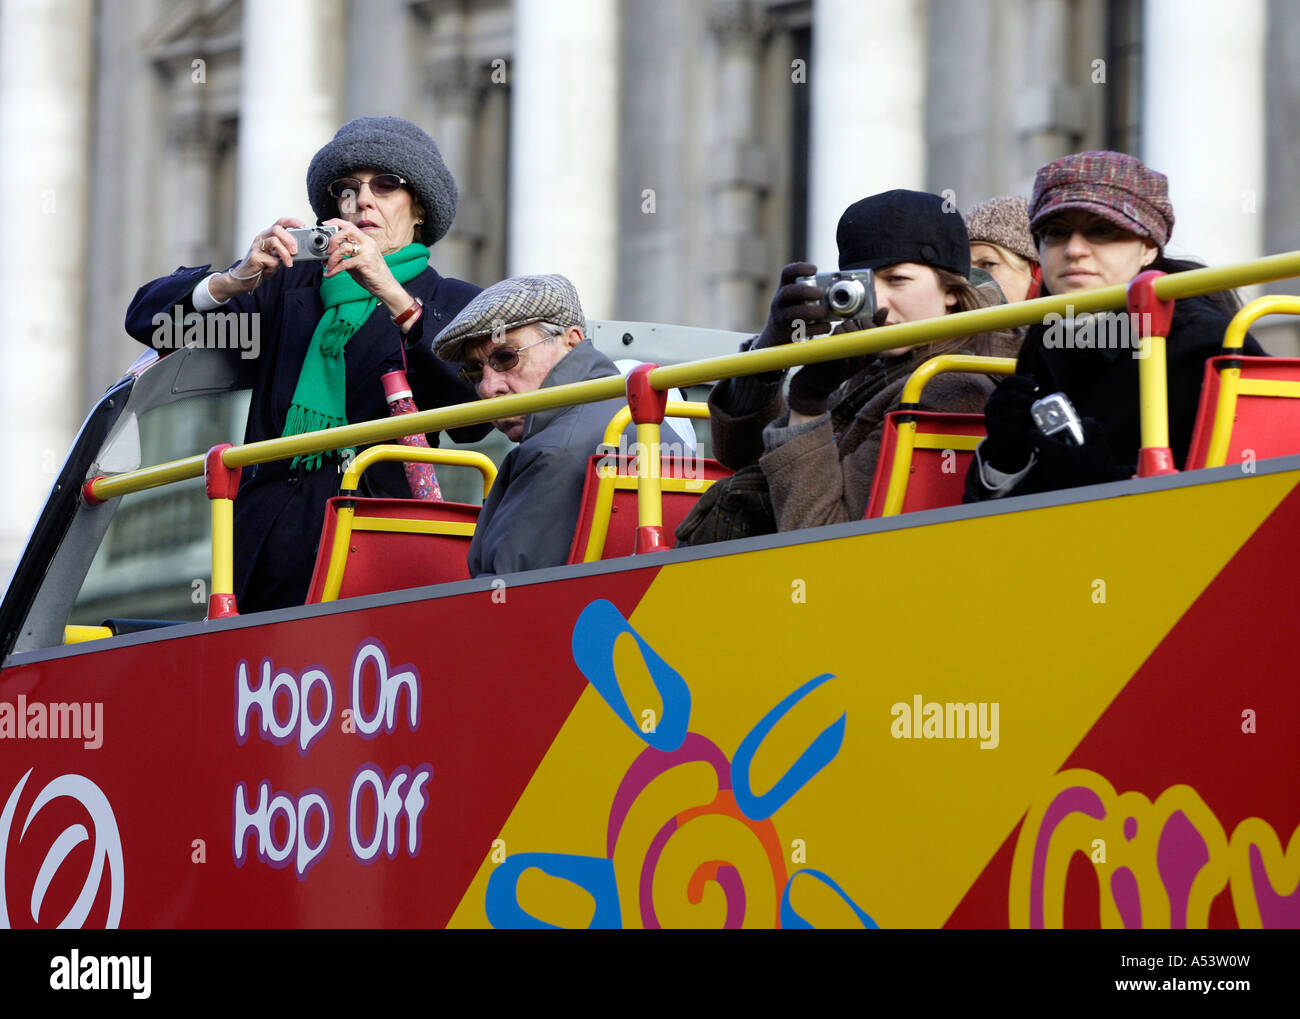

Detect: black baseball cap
[836,189,971,277]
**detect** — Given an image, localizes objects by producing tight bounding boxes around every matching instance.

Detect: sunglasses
[327,174,407,199]
[1036,219,1126,245]
[459,335,554,383]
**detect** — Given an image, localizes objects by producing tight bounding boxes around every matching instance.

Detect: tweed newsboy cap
[965,196,1037,263]
[837,189,971,277]
[1029,150,1174,248]
[435,274,586,363]
[306,117,458,246]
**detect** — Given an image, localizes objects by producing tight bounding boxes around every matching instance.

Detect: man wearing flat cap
[436,274,688,577]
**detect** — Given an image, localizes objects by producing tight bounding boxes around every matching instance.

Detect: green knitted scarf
[283,242,430,470]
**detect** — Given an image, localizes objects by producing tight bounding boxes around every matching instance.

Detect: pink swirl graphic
[607,734,787,928]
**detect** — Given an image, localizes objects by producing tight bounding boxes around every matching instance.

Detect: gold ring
[259,239,268,252]
[351,242,360,257]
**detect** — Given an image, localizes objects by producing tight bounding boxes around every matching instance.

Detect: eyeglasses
[1036,219,1126,245]
[327,174,407,200]
[459,335,554,383]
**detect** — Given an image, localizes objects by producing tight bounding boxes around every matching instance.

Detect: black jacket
[964,293,1264,500]
[125,261,487,611]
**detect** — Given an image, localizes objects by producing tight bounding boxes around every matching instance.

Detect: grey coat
[468,341,688,577]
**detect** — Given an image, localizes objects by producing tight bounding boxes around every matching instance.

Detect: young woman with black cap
[701,189,1020,533]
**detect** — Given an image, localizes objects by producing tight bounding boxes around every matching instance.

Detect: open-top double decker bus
[2,255,1298,929]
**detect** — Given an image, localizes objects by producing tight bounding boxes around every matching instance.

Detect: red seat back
[1185,356,1300,469]
[567,455,732,563]
[866,411,986,518]
[305,498,479,603]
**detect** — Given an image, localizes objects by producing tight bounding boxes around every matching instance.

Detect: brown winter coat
[708,331,1021,530]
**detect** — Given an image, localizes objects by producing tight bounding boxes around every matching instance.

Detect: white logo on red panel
[0,768,123,929]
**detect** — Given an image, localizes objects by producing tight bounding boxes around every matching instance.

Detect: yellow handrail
[64,625,114,644]
[320,446,498,603]
[83,250,1300,506]
[881,355,1018,517]
[1204,296,1300,468]
[339,445,497,497]
[586,402,712,562]
[73,251,1300,614]
[599,401,707,448]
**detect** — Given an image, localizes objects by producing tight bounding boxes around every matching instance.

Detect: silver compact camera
[794,269,877,320]
[285,224,340,261]
[1030,392,1085,445]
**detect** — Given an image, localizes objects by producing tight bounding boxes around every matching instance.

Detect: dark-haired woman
[704,189,1020,533]
[967,150,1265,501]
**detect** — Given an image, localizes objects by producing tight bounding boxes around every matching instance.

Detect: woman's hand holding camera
[753,262,834,350]
[321,218,414,322]
[211,217,306,301]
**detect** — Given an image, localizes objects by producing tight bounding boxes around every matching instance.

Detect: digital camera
[794,269,877,321]
[285,224,340,261]
[1030,392,1085,445]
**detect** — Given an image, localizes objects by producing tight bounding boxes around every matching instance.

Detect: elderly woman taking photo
[125,117,487,612]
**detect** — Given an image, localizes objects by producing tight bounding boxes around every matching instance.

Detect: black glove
[1030,416,1122,490]
[786,307,890,417]
[752,262,833,350]
[980,375,1038,472]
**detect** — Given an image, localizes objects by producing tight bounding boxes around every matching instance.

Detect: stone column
[808,0,927,270]
[507,0,619,318]
[0,0,95,583]
[85,0,165,408]
[427,52,486,284]
[1144,0,1266,270]
[163,109,218,270]
[706,0,771,330]
[344,0,411,119]
[236,0,345,253]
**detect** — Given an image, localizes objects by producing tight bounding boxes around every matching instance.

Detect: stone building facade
[2,0,1298,588]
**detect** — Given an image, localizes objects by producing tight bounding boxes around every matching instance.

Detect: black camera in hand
[794,269,877,321]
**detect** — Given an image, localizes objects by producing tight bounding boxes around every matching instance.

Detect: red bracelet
[391,297,423,326]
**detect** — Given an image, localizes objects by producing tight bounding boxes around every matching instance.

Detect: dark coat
[125,260,487,611]
[467,341,628,578]
[964,293,1264,500]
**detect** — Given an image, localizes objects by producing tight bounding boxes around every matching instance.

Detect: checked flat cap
[434,274,586,363]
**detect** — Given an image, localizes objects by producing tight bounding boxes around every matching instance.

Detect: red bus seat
[568,454,732,562]
[1185,355,1300,469]
[866,411,986,518]
[305,498,479,602]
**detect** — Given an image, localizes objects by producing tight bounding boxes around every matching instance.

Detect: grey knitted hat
[434,274,586,363]
[306,117,457,246]
[965,196,1038,263]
